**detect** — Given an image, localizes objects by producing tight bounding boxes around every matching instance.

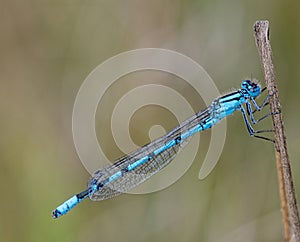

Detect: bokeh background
[1,0,300,242]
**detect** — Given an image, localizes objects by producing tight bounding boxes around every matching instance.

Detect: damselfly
[52,80,272,219]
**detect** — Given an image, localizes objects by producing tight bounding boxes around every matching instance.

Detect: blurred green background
[1,0,300,241]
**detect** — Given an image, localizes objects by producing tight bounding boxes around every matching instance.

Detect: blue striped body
[52,80,261,219]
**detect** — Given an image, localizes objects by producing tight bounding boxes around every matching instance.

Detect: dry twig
[253,20,300,242]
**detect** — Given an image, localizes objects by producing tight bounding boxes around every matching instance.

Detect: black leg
[250,94,270,111]
[240,105,255,135]
[246,97,280,125]
[240,105,275,143]
[252,135,275,143]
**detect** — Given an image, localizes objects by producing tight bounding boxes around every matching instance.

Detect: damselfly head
[241,79,261,98]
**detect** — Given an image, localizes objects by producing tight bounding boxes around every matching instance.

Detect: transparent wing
[89,108,210,201]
